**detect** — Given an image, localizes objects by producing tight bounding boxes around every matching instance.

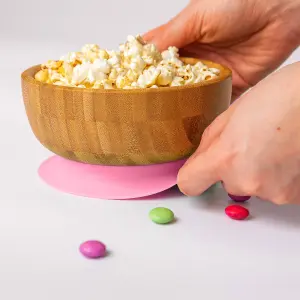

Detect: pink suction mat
[38,156,186,200]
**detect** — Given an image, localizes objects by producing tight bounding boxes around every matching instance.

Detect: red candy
[228,194,251,202]
[225,205,249,220]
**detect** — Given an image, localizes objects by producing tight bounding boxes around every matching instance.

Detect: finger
[183,115,228,169]
[199,109,234,152]
[185,103,238,168]
[177,141,221,196]
[221,180,250,197]
[143,4,199,51]
[178,97,244,196]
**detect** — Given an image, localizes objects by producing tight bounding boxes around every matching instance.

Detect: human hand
[177,62,300,205]
[144,0,300,98]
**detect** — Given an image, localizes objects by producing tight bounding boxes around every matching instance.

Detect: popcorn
[103,80,114,89]
[161,46,183,68]
[41,60,62,70]
[98,49,109,60]
[81,44,100,53]
[85,51,99,62]
[176,65,196,83]
[87,69,107,84]
[119,44,125,52]
[34,69,49,83]
[126,69,139,82]
[202,71,218,81]
[123,85,136,89]
[130,56,146,73]
[126,35,136,43]
[124,38,143,58]
[60,52,82,64]
[48,70,66,83]
[137,66,161,88]
[93,59,111,74]
[35,34,220,89]
[131,82,139,88]
[156,67,173,86]
[107,55,120,67]
[71,64,90,85]
[116,75,131,89]
[62,62,74,81]
[185,72,197,85]
[142,44,162,65]
[108,68,119,82]
[93,79,114,89]
[161,46,179,60]
[209,67,221,75]
[171,76,185,87]
[53,81,67,86]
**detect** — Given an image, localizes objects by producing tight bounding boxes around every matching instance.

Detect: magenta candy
[225,205,249,220]
[228,194,251,202]
[79,240,106,259]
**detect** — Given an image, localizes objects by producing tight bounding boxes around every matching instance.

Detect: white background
[1,0,300,299]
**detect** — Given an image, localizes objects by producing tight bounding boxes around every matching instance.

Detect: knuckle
[271,190,291,205]
[221,182,242,196]
[222,178,260,197]
[219,155,262,196]
[239,177,261,196]
[272,195,289,205]
[221,171,261,197]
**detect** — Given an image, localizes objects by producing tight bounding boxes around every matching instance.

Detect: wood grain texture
[21,58,232,166]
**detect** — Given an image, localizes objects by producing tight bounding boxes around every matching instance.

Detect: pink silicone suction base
[38,156,186,200]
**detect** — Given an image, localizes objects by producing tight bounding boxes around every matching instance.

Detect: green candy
[149,207,175,224]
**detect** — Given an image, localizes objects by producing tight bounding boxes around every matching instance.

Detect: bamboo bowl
[21,58,232,166]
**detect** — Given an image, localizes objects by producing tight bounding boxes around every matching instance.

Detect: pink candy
[79,240,106,259]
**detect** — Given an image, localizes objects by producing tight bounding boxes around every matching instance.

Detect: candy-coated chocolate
[79,240,106,258]
[225,205,249,220]
[228,194,251,202]
[149,207,174,224]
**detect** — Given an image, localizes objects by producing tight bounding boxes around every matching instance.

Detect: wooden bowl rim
[21,58,232,94]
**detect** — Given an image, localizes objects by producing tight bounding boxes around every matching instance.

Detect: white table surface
[1,1,300,299]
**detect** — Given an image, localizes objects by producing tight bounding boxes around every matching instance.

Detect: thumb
[143,4,199,51]
[177,141,222,196]
[177,101,241,195]
[185,102,237,168]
